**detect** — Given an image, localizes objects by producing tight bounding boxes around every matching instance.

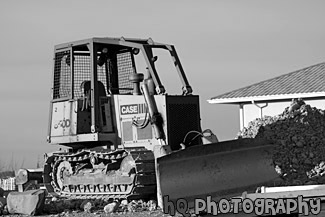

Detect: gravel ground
[5,210,172,217]
[1,196,180,217]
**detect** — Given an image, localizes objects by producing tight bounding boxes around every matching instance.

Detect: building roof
[209,62,325,104]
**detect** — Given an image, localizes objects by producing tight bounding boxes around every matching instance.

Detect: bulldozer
[43,37,280,210]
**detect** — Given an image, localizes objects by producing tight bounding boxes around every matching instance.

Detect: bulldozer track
[44,148,156,200]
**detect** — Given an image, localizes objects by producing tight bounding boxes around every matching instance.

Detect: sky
[1,0,325,169]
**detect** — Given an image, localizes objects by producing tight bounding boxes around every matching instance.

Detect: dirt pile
[238,99,325,186]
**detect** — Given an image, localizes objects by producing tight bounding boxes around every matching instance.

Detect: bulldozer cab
[47,37,201,150]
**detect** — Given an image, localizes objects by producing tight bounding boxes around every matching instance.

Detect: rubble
[147,199,157,211]
[0,197,6,207]
[0,187,5,215]
[0,200,4,215]
[126,199,158,212]
[238,99,325,186]
[120,199,128,206]
[7,189,45,215]
[41,197,159,215]
[0,187,4,197]
[104,200,120,213]
[80,200,93,213]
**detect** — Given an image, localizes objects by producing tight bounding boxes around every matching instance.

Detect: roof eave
[208,92,325,104]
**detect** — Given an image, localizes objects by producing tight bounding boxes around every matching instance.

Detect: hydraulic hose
[141,83,165,142]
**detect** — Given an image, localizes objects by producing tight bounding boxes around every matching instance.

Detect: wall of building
[239,98,325,130]
[0,177,16,191]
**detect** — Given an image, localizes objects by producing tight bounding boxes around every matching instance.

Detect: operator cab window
[53,44,138,100]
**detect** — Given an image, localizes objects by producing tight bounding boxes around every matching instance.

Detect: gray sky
[1,0,325,168]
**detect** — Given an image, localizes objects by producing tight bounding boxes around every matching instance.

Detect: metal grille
[55,51,135,99]
[117,52,134,94]
[74,54,91,98]
[53,51,71,99]
[137,123,153,140]
[167,100,201,150]
[73,54,108,98]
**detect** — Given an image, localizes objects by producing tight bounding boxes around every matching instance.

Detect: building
[208,62,325,130]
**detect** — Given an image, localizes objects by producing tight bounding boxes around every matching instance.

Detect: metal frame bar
[166,45,192,95]
[108,51,119,94]
[104,57,110,95]
[47,48,57,142]
[142,45,165,94]
[70,47,74,99]
[49,133,118,144]
[56,37,171,52]
[51,97,71,103]
[88,43,99,133]
[130,50,137,74]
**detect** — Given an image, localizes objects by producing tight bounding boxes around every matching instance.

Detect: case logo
[121,104,146,115]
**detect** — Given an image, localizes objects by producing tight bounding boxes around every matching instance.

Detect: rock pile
[237,99,325,186]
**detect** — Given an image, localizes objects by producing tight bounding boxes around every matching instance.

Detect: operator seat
[80,81,106,111]
[81,80,106,97]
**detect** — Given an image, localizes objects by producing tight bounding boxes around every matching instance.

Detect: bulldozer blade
[157,138,279,208]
